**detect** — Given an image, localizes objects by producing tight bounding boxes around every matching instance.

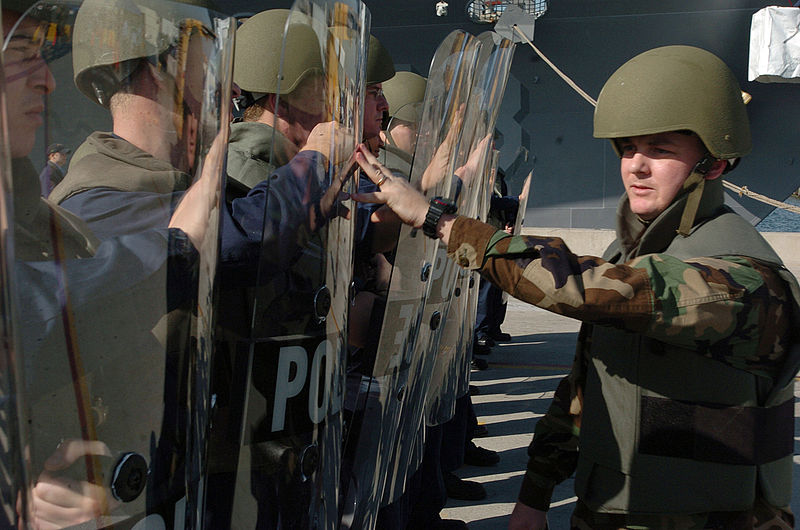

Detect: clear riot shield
[485,149,502,218]
[211,2,367,528]
[426,32,515,427]
[455,149,502,398]
[447,159,496,406]
[383,32,503,500]
[498,168,533,303]
[340,30,481,529]
[512,170,533,236]
[5,0,234,527]
[455,154,498,398]
[0,33,27,528]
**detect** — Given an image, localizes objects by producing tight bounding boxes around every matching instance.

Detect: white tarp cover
[749,6,800,83]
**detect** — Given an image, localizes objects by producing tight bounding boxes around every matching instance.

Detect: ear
[704,159,727,181]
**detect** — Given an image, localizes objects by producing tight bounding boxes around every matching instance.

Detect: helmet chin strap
[383,129,397,148]
[383,113,399,148]
[677,154,716,237]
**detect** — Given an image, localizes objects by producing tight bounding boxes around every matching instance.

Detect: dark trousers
[475,277,506,337]
[440,395,475,473]
[378,424,447,529]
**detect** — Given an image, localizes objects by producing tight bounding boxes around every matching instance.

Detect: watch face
[432,197,456,212]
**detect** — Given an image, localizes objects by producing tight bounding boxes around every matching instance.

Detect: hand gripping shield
[206,1,368,528]
[426,32,515,427]
[340,30,481,528]
[5,0,234,527]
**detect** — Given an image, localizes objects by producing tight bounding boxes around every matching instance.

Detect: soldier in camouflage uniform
[350,45,800,530]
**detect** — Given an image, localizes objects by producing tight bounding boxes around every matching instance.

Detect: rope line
[722,181,800,214]
[511,23,799,215]
[511,25,597,107]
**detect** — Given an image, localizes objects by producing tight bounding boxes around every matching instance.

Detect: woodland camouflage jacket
[446,180,798,526]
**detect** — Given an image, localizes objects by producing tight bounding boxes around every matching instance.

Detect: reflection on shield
[0,19,27,526]
[425,31,515,430]
[5,0,234,527]
[207,1,367,528]
[497,168,533,309]
[513,171,533,236]
[340,30,482,529]
[454,148,503,399]
[378,31,514,504]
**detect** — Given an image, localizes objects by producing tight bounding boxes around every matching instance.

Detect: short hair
[242,95,271,122]
[108,58,149,117]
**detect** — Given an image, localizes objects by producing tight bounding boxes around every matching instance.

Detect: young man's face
[2,10,55,158]
[618,132,708,221]
[363,83,388,141]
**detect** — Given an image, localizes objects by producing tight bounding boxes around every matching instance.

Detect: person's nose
[28,55,56,95]
[629,152,649,175]
[377,93,389,112]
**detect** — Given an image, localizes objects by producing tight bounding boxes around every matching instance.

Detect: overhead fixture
[466,0,548,25]
[436,0,449,16]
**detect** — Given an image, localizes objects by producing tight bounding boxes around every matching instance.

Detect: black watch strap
[423,197,457,239]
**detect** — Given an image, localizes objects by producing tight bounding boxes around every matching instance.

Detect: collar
[229,120,297,168]
[615,177,725,260]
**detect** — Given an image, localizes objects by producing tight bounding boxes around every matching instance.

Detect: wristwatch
[422,197,457,239]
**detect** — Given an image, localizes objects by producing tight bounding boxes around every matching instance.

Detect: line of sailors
[0,1,507,528]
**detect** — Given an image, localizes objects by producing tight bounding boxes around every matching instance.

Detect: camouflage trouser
[569,498,794,530]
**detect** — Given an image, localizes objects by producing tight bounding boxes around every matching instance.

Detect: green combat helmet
[72,0,217,107]
[594,45,751,160]
[233,9,323,100]
[367,34,395,85]
[383,71,426,123]
[382,71,426,147]
[593,45,751,235]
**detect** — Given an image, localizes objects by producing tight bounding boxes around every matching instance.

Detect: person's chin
[629,200,658,220]
[11,137,36,159]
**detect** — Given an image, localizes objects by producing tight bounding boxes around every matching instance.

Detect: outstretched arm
[354,143,791,376]
[351,144,460,245]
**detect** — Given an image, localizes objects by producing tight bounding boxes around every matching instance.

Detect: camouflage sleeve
[447,217,793,378]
